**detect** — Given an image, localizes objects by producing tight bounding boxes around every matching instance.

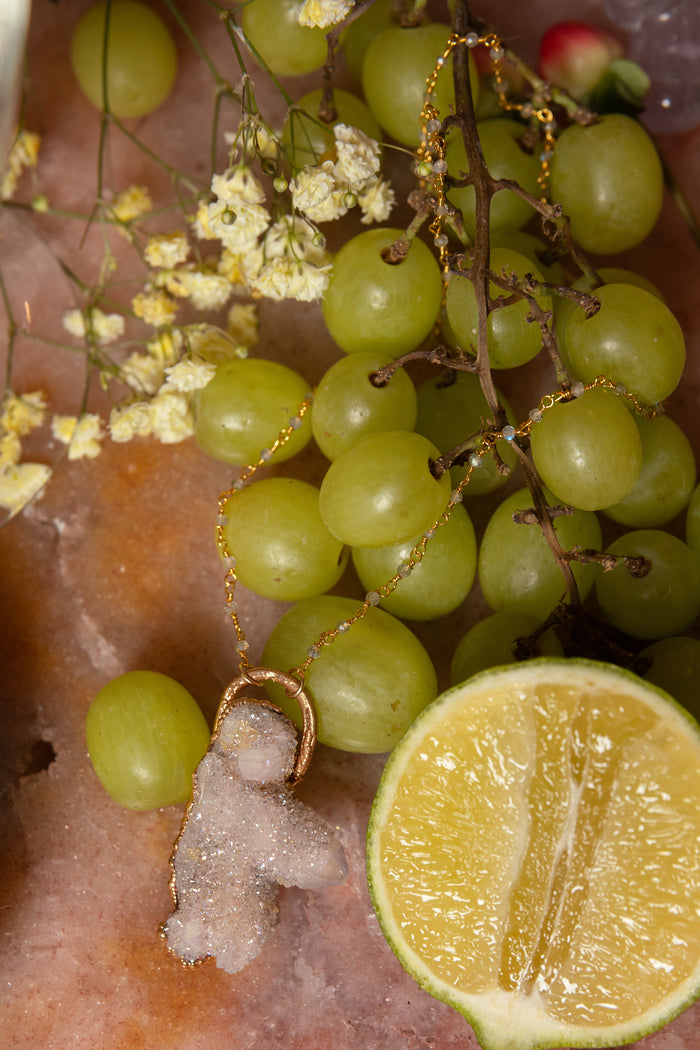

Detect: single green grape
[445,248,552,369]
[549,113,664,254]
[222,478,348,601]
[85,671,210,810]
[361,23,479,147]
[71,0,177,118]
[282,88,382,171]
[241,0,328,76]
[529,386,643,511]
[553,267,664,379]
[321,228,443,357]
[414,370,517,496]
[451,611,563,685]
[351,503,477,621]
[595,530,700,640]
[602,414,696,528]
[639,636,700,720]
[262,596,437,752]
[193,357,312,465]
[343,0,395,82]
[565,284,685,405]
[446,119,542,239]
[686,483,700,562]
[318,430,451,548]
[478,486,602,620]
[311,352,417,461]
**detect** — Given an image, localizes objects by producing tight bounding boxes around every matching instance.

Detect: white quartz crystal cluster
[162,700,348,975]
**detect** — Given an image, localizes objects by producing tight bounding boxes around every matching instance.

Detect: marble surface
[1,2,700,1048]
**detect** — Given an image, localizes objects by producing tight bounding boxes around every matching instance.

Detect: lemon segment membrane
[367,659,700,1050]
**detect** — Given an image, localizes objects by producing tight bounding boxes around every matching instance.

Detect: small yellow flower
[62,307,125,345]
[111,185,153,224]
[149,391,194,443]
[1,129,41,200]
[295,0,353,29]
[1,391,47,436]
[0,462,51,517]
[227,303,259,347]
[52,414,105,460]
[146,329,184,366]
[0,433,21,470]
[132,289,177,327]
[121,352,166,395]
[162,358,216,393]
[217,249,249,288]
[109,401,153,442]
[174,270,232,311]
[144,231,191,269]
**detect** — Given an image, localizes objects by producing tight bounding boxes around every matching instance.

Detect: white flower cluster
[295,0,354,29]
[290,124,395,226]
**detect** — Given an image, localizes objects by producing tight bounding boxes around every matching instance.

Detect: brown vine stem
[452,0,500,422]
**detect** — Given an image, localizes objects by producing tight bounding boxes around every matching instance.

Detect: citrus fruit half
[367,658,700,1050]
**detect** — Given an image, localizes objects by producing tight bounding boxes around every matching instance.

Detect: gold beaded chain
[417,28,559,269]
[215,375,658,686]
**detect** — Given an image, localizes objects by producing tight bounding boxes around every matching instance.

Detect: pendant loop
[214,667,317,785]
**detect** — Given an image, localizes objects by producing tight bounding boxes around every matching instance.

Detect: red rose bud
[538,21,623,101]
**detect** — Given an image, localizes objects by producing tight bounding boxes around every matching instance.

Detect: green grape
[311,351,417,461]
[321,228,443,357]
[549,113,663,254]
[222,478,348,601]
[478,486,602,620]
[193,357,312,465]
[351,503,477,621]
[451,611,564,685]
[343,0,394,82]
[70,1,177,118]
[241,0,328,77]
[553,267,664,378]
[686,483,700,562]
[282,88,382,171]
[529,386,643,511]
[565,284,685,405]
[318,430,451,548]
[639,636,700,720]
[595,530,700,640]
[446,119,542,239]
[85,671,210,810]
[361,23,479,147]
[602,414,696,528]
[262,595,437,752]
[414,370,517,496]
[445,248,552,369]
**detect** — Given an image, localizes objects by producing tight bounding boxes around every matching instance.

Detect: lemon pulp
[367,658,700,1050]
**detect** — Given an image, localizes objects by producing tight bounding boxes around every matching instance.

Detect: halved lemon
[367,658,700,1050]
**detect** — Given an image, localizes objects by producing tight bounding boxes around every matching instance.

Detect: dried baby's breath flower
[171,270,233,311]
[291,161,348,223]
[52,414,105,460]
[207,200,270,253]
[144,231,191,269]
[0,432,21,470]
[184,324,247,364]
[111,185,153,224]
[211,166,266,206]
[132,290,177,327]
[1,391,47,436]
[109,401,154,442]
[121,351,166,395]
[295,0,353,29]
[227,303,259,347]
[62,307,125,345]
[251,257,331,302]
[1,129,41,200]
[358,176,396,224]
[148,391,195,443]
[162,358,216,393]
[0,462,51,517]
[334,124,381,188]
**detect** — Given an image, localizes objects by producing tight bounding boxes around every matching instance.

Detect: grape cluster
[85,0,700,801]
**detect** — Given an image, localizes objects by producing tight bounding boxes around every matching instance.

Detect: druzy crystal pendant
[161,668,348,974]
